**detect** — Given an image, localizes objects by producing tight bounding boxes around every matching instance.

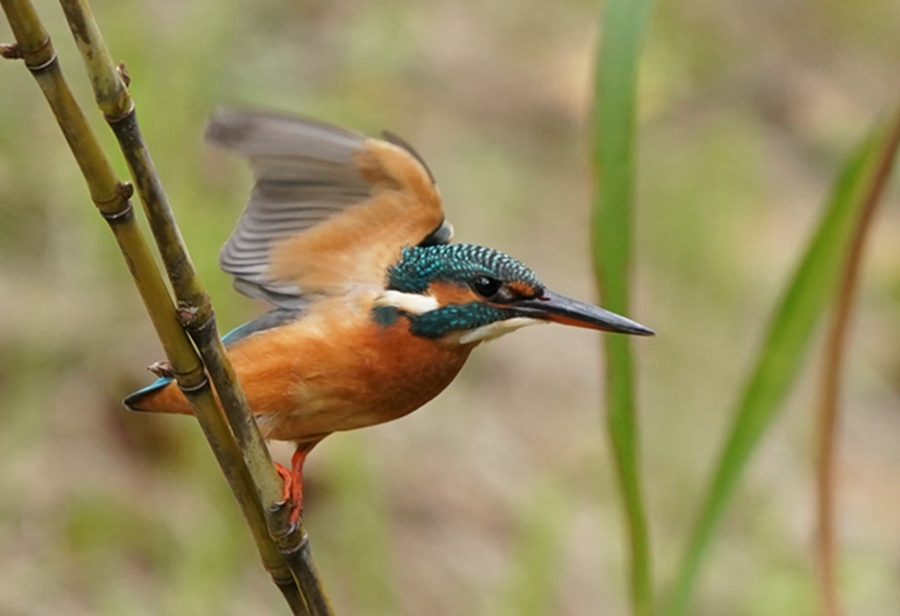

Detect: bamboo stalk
[0,1,322,613]
[814,108,900,616]
[55,2,334,611]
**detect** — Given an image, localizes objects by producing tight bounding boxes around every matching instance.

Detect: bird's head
[372,244,653,344]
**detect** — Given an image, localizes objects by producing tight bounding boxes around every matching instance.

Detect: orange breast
[141,296,476,444]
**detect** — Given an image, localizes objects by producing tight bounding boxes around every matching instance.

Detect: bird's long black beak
[512,290,654,336]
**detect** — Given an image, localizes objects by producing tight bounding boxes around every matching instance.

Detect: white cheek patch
[374,290,440,315]
[458,317,544,344]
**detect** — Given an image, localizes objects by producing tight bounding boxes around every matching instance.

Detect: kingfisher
[124,109,653,524]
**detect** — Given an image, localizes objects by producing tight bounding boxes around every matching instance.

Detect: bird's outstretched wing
[206,109,452,309]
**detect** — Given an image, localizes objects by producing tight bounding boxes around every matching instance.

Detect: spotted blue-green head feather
[374,243,653,342]
[386,244,544,295]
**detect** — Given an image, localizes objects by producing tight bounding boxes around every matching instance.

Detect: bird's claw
[274,462,303,527]
[274,462,293,504]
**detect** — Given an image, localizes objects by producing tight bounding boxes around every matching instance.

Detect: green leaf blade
[590,1,656,615]
[666,117,900,616]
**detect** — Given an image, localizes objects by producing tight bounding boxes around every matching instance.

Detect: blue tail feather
[122,376,174,411]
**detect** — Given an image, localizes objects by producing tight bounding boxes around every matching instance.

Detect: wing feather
[206,108,449,308]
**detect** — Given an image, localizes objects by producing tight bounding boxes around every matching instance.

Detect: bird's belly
[228,315,473,443]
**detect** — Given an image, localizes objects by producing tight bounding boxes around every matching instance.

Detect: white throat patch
[458,317,544,344]
[374,290,440,315]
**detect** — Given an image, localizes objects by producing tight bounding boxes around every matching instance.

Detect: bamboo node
[279,529,310,556]
[26,49,56,72]
[178,376,211,394]
[103,97,135,123]
[99,199,133,222]
[94,182,133,215]
[176,301,200,326]
[177,299,216,332]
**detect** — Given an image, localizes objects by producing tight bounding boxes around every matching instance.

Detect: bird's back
[129,294,476,444]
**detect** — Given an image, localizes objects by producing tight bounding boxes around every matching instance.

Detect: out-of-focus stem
[814,107,900,616]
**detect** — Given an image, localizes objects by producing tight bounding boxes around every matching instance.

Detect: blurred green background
[1,0,899,614]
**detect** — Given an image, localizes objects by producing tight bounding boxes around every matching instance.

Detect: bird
[123,108,654,525]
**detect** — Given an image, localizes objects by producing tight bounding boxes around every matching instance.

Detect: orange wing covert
[206,109,448,308]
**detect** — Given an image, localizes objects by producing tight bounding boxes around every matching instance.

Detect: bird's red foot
[274,462,302,527]
[274,446,313,527]
[274,462,294,504]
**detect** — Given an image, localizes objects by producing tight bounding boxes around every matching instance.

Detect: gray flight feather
[207,109,371,308]
[207,108,451,310]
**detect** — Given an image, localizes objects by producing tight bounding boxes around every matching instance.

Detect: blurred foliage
[591,0,655,612]
[665,114,900,616]
[1,1,899,615]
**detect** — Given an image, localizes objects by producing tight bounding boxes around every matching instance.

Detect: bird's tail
[123,376,193,415]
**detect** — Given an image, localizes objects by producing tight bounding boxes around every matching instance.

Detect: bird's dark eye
[470,275,502,299]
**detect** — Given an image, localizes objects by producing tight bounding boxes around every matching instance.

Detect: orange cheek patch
[507,280,538,298]
[427,281,480,306]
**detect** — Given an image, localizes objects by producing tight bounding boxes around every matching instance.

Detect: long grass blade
[814,107,900,616]
[666,112,900,616]
[590,0,655,614]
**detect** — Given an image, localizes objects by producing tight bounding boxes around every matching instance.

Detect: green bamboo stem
[1,1,310,613]
[55,1,334,612]
[0,4,198,396]
[58,0,277,522]
[54,0,279,505]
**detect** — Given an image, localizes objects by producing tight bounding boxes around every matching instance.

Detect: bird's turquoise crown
[374,244,545,338]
